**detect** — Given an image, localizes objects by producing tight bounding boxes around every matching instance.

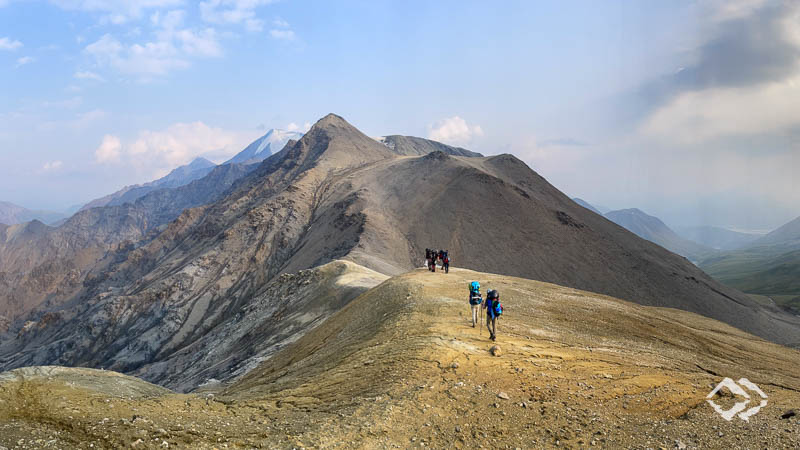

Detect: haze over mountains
[676,225,762,250]
[603,208,716,262]
[78,129,301,213]
[1,114,798,396]
[700,215,800,314]
[0,201,66,226]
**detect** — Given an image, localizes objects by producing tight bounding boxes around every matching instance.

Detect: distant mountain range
[79,129,300,213]
[0,201,66,226]
[570,199,766,261]
[602,208,716,262]
[675,225,762,251]
[700,215,800,314]
[79,157,218,212]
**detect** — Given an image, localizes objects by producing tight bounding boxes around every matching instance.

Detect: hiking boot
[491,334,496,341]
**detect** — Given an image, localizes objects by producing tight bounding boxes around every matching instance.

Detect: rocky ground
[1,267,799,449]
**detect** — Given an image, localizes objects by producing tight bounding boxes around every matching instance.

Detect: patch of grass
[700,248,800,303]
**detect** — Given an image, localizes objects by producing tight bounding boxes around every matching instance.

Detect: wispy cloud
[42,96,83,109]
[286,121,311,132]
[634,2,800,141]
[84,24,222,79]
[41,160,63,172]
[269,17,295,40]
[269,29,295,40]
[199,0,275,32]
[74,70,106,82]
[15,56,34,68]
[49,0,184,23]
[0,37,22,50]
[428,116,484,147]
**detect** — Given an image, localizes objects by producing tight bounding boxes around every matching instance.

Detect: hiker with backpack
[483,289,502,341]
[468,281,482,327]
[442,250,450,274]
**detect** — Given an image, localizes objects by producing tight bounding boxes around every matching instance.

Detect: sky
[0,0,798,230]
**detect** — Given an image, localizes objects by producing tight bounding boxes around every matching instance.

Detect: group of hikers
[425,248,449,273]
[421,249,502,341]
[468,281,502,341]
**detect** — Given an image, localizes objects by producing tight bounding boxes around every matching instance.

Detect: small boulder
[498,392,510,400]
[451,362,459,369]
[781,409,797,419]
[490,345,502,356]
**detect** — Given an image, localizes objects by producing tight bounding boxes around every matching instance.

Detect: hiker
[425,248,431,269]
[442,250,450,274]
[468,281,482,327]
[428,247,436,272]
[484,289,502,341]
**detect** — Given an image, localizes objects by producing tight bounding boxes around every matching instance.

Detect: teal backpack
[469,281,482,305]
[469,281,480,295]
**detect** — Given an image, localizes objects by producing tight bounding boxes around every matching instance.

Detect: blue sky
[1,0,798,230]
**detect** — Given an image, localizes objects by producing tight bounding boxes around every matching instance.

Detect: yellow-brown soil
[2,267,799,449]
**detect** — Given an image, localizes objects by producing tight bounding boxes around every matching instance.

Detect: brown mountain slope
[0,163,255,327]
[1,113,798,393]
[1,268,798,449]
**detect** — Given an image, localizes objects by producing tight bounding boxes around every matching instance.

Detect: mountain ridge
[2,113,798,393]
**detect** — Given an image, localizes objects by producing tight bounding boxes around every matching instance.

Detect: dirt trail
[1,267,800,449]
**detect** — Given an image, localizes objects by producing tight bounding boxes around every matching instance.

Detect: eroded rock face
[1,259,386,392]
[0,163,255,325]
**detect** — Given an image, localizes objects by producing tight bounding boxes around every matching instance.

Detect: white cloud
[94,122,259,177]
[428,116,484,146]
[84,17,223,78]
[42,160,63,172]
[286,122,311,132]
[15,56,34,67]
[74,70,106,82]
[95,134,122,163]
[269,29,295,40]
[49,0,183,22]
[642,75,800,142]
[199,0,274,31]
[85,29,222,79]
[0,37,22,51]
[706,0,768,22]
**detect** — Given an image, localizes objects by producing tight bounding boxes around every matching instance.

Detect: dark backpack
[487,290,502,316]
